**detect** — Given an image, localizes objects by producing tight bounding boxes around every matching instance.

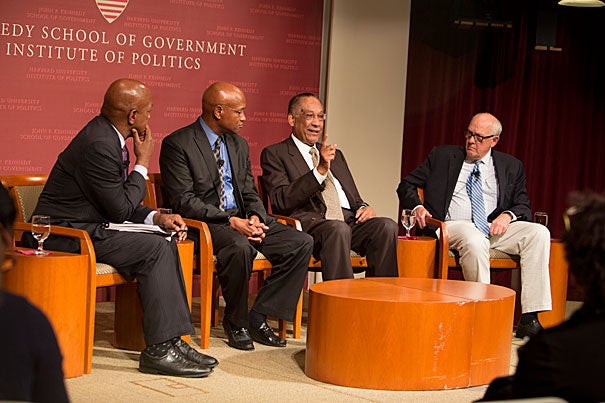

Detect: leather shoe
[223,320,254,351]
[172,338,218,368]
[249,322,286,347]
[515,317,543,339]
[139,345,212,378]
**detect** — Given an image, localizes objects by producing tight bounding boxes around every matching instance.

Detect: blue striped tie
[466,161,490,237]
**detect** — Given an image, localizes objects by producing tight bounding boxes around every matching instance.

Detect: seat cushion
[448,248,519,259]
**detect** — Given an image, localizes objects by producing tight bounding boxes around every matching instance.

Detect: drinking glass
[31,215,51,255]
[533,212,548,227]
[400,209,416,239]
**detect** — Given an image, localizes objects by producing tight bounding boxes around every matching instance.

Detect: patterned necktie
[213,137,225,211]
[309,147,344,221]
[466,161,490,237]
[121,146,129,181]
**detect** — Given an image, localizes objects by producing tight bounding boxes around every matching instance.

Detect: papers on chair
[105,222,174,240]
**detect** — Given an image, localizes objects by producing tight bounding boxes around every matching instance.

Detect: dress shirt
[447,150,499,221]
[199,117,236,210]
[290,134,350,209]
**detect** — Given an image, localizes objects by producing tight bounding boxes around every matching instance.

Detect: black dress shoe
[223,320,254,351]
[515,317,543,339]
[139,345,213,378]
[172,338,219,368]
[249,322,286,347]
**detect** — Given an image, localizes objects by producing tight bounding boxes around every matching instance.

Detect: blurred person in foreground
[0,184,69,402]
[480,192,605,402]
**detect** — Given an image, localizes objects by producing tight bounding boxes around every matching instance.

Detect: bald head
[101,78,152,138]
[201,82,246,135]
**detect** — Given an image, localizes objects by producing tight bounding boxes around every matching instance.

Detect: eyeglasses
[223,105,245,116]
[299,111,326,122]
[563,206,579,232]
[464,129,496,143]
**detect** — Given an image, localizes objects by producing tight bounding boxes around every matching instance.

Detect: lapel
[286,137,313,178]
[491,150,506,208]
[445,147,465,213]
[192,122,223,193]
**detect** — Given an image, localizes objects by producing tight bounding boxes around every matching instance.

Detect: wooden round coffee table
[305,277,515,390]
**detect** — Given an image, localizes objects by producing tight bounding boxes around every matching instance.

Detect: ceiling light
[558,0,605,7]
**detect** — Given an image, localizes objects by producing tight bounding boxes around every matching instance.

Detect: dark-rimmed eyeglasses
[464,129,496,143]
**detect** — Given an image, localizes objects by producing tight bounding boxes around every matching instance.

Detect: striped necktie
[466,161,490,237]
[213,137,225,210]
[310,147,344,221]
[121,146,129,181]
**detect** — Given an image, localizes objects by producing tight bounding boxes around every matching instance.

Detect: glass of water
[400,209,416,239]
[533,212,548,227]
[31,215,51,255]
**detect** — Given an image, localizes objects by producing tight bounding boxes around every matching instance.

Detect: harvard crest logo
[96,0,129,24]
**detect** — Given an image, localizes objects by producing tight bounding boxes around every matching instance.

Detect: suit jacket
[260,136,365,229]
[159,118,272,224]
[397,145,532,222]
[33,115,152,241]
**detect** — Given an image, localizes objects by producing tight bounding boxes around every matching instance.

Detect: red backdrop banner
[0,0,324,176]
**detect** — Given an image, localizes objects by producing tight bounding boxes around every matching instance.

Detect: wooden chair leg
[211,275,220,327]
[293,290,303,339]
[200,265,214,349]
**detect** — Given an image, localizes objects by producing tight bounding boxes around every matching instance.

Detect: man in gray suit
[159,82,312,351]
[397,112,551,338]
[31,78,216,378]
[260,93,399,281]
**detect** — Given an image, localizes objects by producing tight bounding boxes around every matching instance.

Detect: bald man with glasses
[397,112,552,339]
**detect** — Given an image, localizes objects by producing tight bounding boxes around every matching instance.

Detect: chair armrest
[425,217,449,279]
[271,214,302,231]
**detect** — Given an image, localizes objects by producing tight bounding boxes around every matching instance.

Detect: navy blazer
[159,118,271,224]
[397,145,532,222]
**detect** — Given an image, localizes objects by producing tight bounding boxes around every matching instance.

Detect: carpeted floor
[64,296,580,402]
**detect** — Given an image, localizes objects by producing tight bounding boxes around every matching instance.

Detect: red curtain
[402,1,605,239]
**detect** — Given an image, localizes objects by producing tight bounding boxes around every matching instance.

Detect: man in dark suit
[260,93,398,280]
[397,112,551,338]
[31,78,216,378]
[159,82,313,351]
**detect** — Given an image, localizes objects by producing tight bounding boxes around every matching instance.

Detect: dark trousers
[305,210,399,280]
[41,230,195,346]
[207,220,313,329]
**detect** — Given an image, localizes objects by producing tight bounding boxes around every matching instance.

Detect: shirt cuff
[503,210,517,221]
[133,164,148,178]
[144,210,157,225]
[313,167,327,184]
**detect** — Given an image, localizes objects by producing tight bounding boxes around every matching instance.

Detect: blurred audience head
[1,184,16,278]
[562,192,605,309]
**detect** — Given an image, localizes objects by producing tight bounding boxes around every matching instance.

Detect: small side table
[4,249,89,378]
[397,236,436,278]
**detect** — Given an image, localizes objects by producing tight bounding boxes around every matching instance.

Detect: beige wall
[323,0,411,221]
